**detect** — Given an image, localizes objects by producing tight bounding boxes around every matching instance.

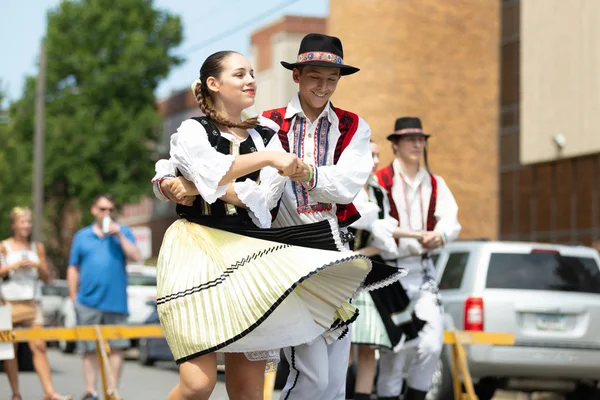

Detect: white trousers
[376,291,444,395]
[279,331,351,400]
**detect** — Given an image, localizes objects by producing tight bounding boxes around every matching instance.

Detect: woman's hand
[170,177,199,203]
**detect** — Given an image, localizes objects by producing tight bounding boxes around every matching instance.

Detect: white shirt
[388,158,462,262]
[271,94,373,230]
[0,241,41,301]
[152,117,287,228]
[349,176,399,256]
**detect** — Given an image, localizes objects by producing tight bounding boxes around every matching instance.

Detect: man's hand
[270,153,301,177]
[108,221,122,236]
[288,160,311,183]
[421,231,443,250]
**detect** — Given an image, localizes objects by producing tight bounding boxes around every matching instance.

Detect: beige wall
[329,0,501,240]
[521,0,600,164]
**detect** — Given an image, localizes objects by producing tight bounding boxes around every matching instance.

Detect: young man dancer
[375,117,462,400]
[261,33,374,400]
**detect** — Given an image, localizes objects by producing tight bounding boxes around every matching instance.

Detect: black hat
[280,33,360,76]
[386,117,431,141]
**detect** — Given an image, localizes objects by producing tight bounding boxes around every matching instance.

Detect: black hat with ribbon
[386,117,431,141]
[280,33,360,76]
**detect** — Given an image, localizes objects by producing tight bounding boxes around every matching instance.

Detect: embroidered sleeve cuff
[233,179,272,229]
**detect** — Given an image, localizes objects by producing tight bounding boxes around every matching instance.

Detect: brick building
[327,0,501,240]
[133,0,600,256]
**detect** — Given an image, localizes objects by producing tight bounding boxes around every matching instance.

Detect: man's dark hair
[93,193,116,206]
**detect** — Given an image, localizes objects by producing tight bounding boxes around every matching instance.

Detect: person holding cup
[66,194,141,400]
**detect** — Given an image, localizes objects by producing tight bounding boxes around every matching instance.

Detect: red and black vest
[376,164,438,232]
[262,106,361,227]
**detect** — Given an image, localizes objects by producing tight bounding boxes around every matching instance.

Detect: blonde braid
[191,79,259,129]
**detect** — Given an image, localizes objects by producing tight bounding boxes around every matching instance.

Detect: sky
[0,0,328,108]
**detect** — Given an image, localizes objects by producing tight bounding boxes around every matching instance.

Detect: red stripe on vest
[261,108,290,152]
[262,106,361,227]
[376,164,438,232]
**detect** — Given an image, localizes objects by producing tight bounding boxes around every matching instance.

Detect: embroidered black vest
[176,117,276,227]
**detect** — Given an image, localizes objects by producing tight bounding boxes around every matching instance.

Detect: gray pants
[74,301,130,353]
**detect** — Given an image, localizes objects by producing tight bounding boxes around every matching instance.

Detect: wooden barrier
[0,325,514,400]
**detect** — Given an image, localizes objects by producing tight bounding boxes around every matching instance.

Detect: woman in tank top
[0,207,71,400]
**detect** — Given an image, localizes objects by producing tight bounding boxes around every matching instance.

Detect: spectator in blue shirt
[67,194,140,400]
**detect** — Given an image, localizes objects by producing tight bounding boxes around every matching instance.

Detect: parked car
[137,302,226,370]
[432,240,600,400]
[138,306,173,366]
[57,264,158,353]
[40,279,69,327]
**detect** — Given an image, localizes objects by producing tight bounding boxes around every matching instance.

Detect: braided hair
[192,51,259,129]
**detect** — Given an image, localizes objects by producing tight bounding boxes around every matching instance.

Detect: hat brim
[280,61,359,76]
[387,132,431,141]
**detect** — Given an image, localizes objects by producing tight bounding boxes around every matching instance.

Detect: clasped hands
[159,153,311,206]
[372,220,444,251]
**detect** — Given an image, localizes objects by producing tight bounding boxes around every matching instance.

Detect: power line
[181,0,301,54]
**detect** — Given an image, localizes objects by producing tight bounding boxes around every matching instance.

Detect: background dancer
[375,117,462,400]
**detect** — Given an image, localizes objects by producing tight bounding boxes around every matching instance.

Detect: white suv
[432,240,600,400]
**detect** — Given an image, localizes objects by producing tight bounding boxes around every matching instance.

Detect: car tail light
[464,297,484,331]
[531,249,560,255]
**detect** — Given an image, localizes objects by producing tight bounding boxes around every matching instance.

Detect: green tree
[3,0,183,274]
[0,80,34,240]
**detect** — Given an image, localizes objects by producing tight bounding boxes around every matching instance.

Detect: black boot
[403,387,427,400]
[354,393,371,400]
[378,397,399,400]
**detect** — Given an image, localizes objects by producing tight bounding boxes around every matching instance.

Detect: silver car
[433,240,600,400]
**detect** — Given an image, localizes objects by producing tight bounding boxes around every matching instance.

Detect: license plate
[536,313,567,331]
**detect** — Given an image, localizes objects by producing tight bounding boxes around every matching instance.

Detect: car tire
[17,343,35,372]
[426,350,454,400]
[566,384,600,400]
[138,339,155,367]
[474,378,502,400]
[58,339,76,354]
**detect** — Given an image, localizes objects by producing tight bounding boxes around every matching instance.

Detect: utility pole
[33,41,46,242]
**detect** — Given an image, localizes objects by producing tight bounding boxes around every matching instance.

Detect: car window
[128,274,157,287]
[41,285,69,297]
[486,253,600,294]
[439,252,470,290]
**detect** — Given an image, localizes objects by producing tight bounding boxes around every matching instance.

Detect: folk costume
[375,117,462,400]
[261,33,401,400]
[348,176,425,351]
[151,115,372,365]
